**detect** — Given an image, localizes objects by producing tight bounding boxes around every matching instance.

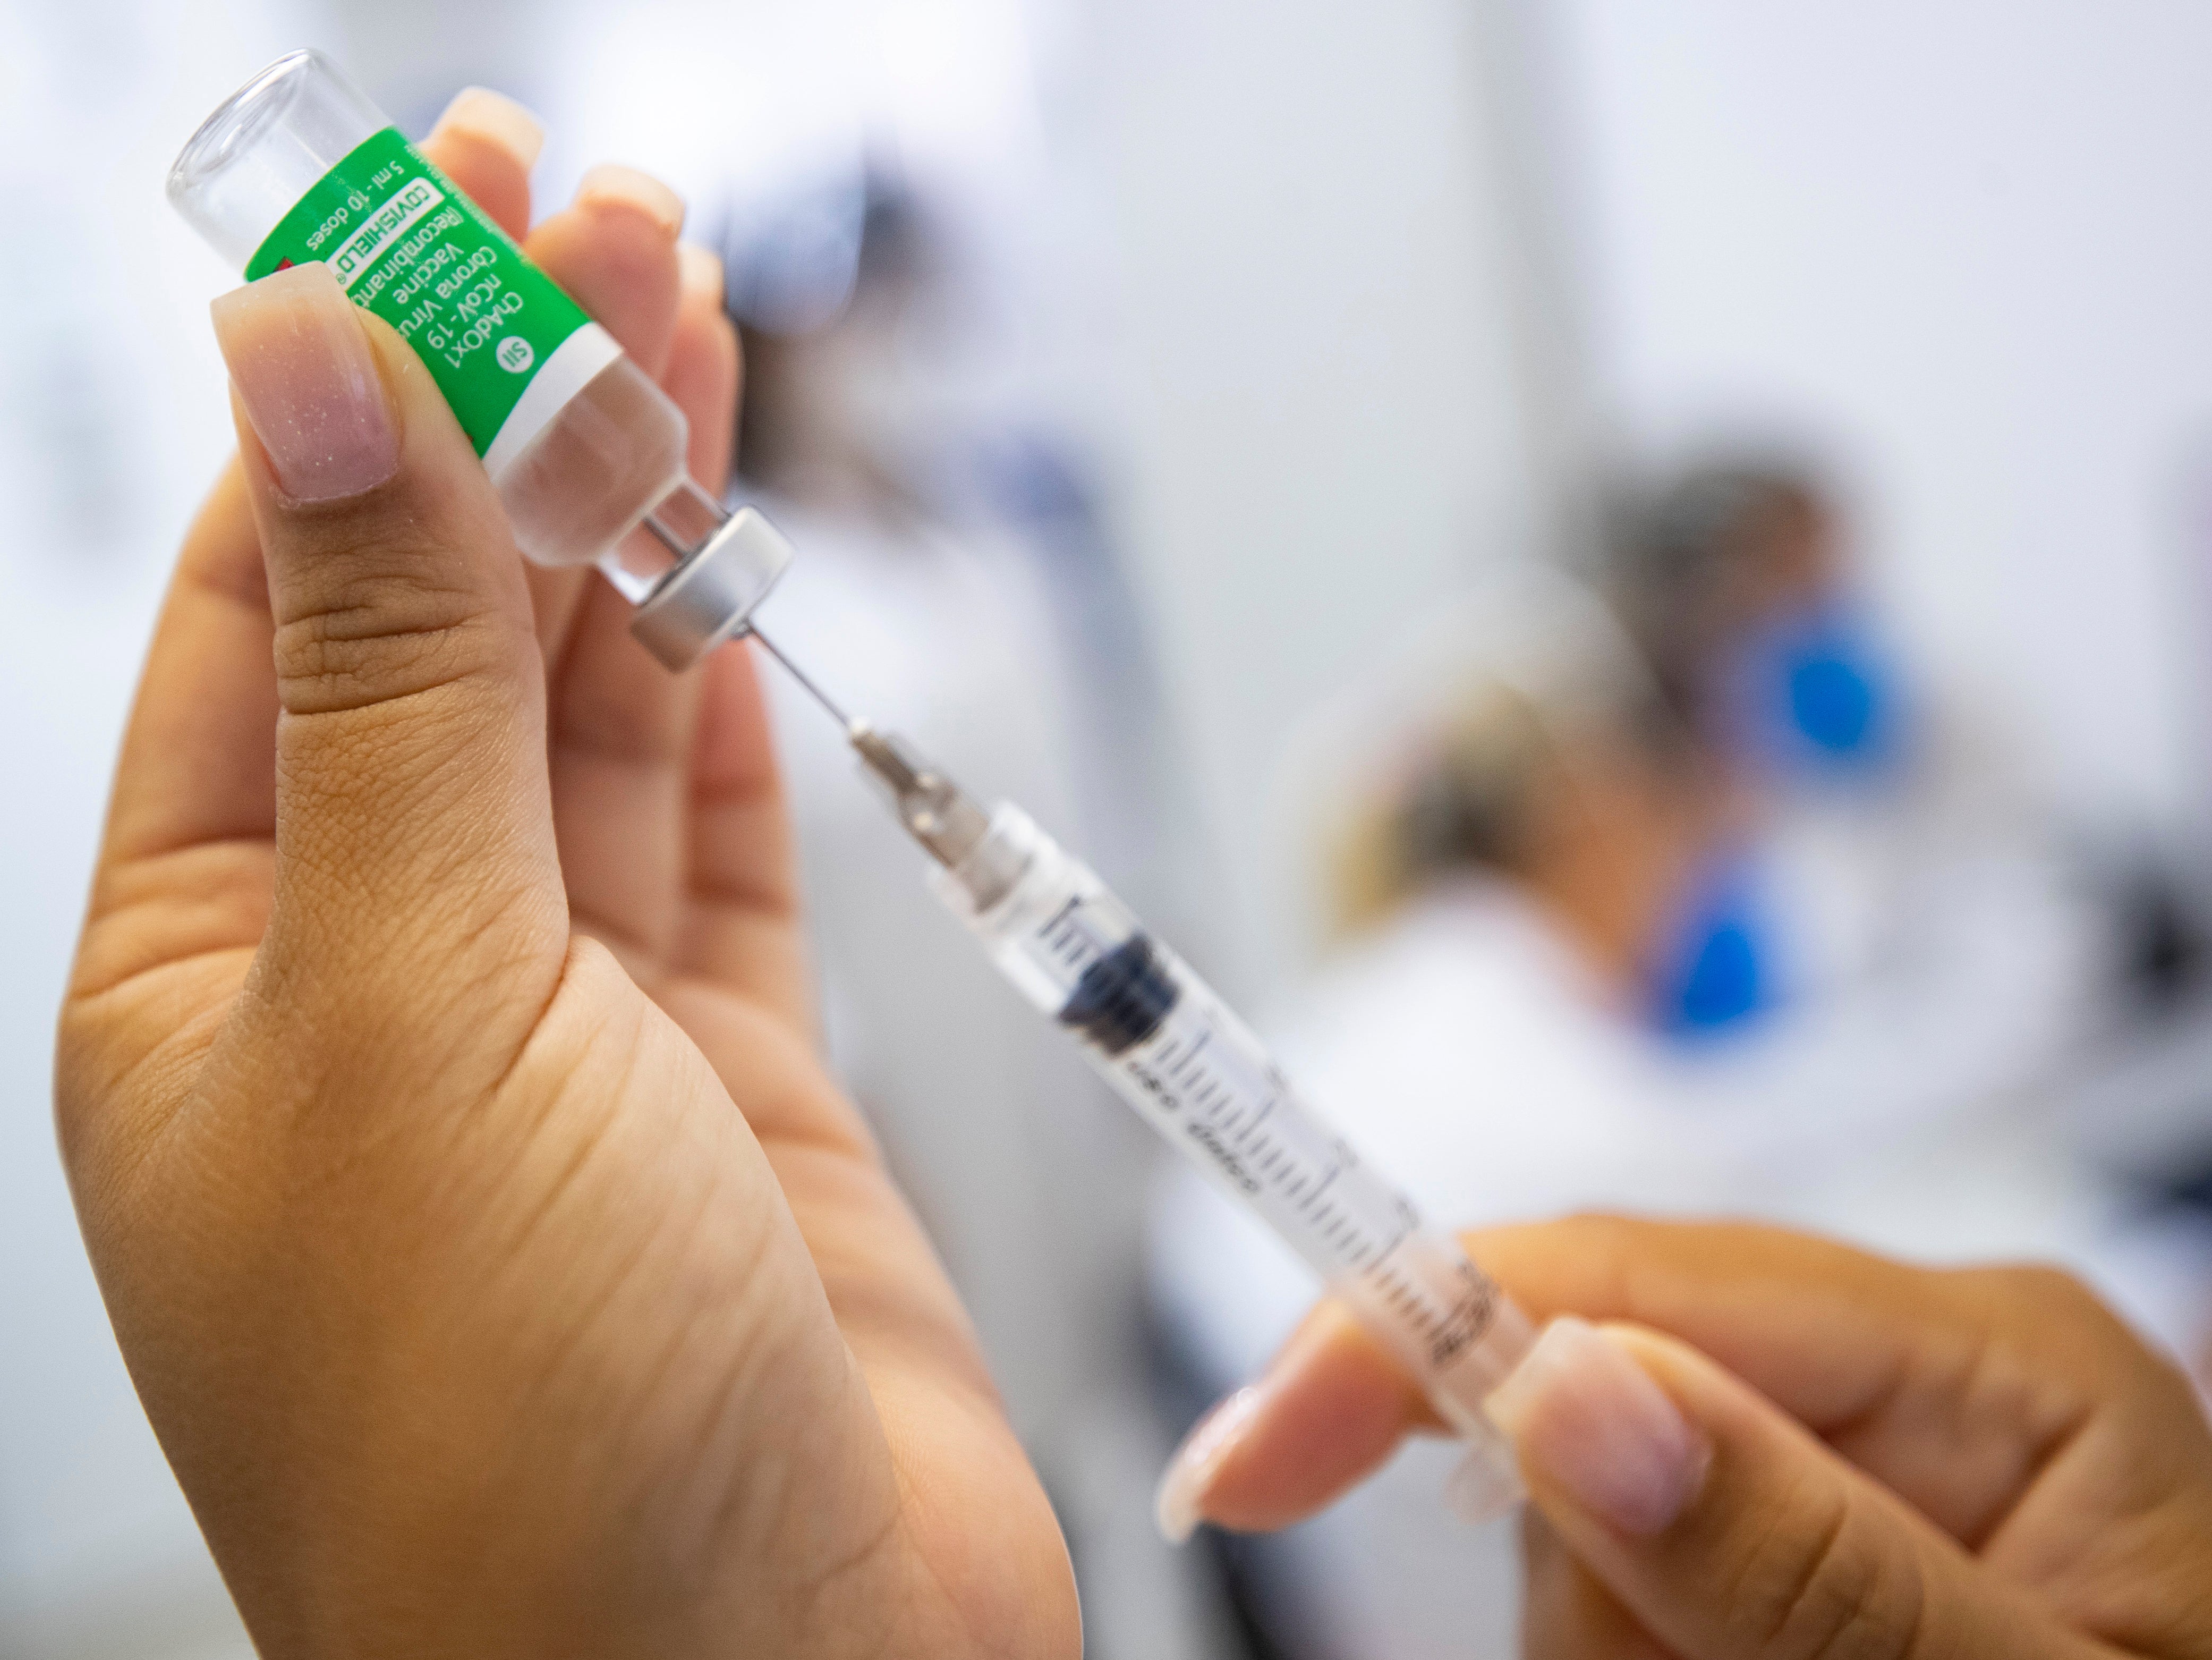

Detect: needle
[747,626,858,734]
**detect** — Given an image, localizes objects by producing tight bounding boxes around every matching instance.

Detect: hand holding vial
[62,95,1076,1659]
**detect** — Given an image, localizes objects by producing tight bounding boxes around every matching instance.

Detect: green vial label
[247,126,617,471]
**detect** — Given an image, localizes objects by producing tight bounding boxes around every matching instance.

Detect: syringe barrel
[930,804,1535,1458]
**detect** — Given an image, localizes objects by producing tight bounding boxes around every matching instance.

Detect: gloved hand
[1162,1215,2212,1658]
[57,91,1076,1660]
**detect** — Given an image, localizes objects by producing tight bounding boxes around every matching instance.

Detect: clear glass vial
[169,49,789,668]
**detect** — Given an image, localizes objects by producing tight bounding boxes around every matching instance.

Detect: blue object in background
[1648,851,1774,1037]
[1727,606,1903,777]
[1788,636,1881,755]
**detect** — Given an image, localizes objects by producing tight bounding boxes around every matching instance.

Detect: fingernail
[578,164,685,236]
[1485,1318,1708,1536]
[211,263,399,503]
[1155,1386,1263,1545]
[677,243,726,302]
[430,87,545,170]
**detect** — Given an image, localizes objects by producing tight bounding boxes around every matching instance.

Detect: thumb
[1486,1317,2092,1660]
[211,262,566,1007]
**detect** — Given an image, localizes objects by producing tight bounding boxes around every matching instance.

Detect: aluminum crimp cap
[629,506,796,671]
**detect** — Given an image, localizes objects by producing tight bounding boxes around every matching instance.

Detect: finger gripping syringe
[751,632,1538,1519]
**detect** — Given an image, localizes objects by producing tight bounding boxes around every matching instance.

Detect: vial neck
[645,477,731,561]
[595,477,730,605]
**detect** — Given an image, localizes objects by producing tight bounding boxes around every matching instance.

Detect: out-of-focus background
[10,1,2212,1655]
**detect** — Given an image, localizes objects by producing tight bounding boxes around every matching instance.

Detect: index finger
[420,88,541,238]
[1177,1216,2133,1545]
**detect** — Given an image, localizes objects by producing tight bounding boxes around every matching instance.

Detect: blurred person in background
[1606,461,2107,1046]
[1625,465,2212,1352]
[1150,460,2212,1657]
[1608,463,2212,1299]
[1158,459,2204,1300]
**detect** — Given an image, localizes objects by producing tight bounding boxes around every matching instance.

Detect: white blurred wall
[1087,0,1553,993]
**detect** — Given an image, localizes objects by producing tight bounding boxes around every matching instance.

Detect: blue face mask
[1721,606,1904,780]
[1645,850,1773,1038]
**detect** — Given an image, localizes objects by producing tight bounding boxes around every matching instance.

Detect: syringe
[748,628,1539,1521]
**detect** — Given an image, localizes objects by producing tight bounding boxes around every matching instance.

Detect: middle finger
[533,178,742,974]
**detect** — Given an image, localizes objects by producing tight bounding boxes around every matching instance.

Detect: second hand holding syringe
[750,632,1538,1520]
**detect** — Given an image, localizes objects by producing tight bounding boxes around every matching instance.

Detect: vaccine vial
[168,48,790,669]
